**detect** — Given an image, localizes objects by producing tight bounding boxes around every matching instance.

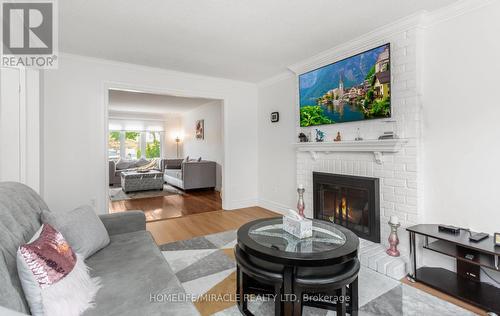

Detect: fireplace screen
[313,172,380,243]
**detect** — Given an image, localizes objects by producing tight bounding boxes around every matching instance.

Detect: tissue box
[283,216,312,239]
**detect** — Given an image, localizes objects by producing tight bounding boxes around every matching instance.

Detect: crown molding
[257,71,295,88]
[58,52,256,87]
[424,0,497,27]
[288,11,426,75]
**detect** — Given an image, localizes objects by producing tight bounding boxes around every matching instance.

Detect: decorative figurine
[315,129,325,142]
[334,132,342,142]
[298,132,309,142]
[355,128,363,141]
[386,216,401,257]
[297,184,305,218]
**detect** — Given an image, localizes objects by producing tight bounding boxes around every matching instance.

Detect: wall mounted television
[299,43,391,127]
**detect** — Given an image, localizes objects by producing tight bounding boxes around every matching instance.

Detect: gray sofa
[0,182,197,316]
[163,159,216,190]
[109,158,168,186]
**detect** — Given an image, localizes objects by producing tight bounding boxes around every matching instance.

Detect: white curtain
[108,118,165,132]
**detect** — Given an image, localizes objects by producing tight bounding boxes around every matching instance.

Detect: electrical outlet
[90,198,96,208]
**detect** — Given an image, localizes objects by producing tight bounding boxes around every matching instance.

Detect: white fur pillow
[17,224,101,316]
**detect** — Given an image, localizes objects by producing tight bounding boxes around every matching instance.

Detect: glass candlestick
[386,221,401,257]
[297,186,305,218]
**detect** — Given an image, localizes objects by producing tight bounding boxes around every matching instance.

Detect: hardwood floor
[109,189,222,222]
[146,206,279,245]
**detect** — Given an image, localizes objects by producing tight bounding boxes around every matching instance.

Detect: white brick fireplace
[289,15,425,279]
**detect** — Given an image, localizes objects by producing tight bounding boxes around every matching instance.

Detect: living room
[107,89,224,221]
[1,0,499,315]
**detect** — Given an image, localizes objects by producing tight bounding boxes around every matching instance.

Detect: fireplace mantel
[294,139,408,164]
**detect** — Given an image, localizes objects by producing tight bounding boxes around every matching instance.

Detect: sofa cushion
[0,182,47,314]
[164,169,182,180]
[84,231,197,316]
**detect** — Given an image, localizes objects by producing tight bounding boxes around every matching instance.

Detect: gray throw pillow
[134,157,149,167]
[186,156,201,162]
[116,159,136,170]
[41,206,110,259]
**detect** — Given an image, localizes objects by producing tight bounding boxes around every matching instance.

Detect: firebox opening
[313,172,380,243]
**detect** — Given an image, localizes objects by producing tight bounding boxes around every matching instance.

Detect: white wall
[423,1,500,234]
[422,2,500,285]
[181,101,224,191]
[257,76,297,213]
[42,54,258,213]
[163,115,183,159]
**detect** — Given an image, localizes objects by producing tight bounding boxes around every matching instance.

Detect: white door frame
[0,67,40,193]
[102,81,227,212]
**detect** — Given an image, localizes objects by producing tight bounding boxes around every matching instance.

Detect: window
[145,132,161,158]
[108,131,163,159]
[124,131,141,159]
[108,131,121,159]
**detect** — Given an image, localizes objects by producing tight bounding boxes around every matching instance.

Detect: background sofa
[0,182,196,315]
[109,158,168,186]
[163,159,216,190]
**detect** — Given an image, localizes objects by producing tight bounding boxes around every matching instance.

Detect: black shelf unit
[407,224,500,314]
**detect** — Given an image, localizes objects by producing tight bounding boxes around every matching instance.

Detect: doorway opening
[105,88,224,222]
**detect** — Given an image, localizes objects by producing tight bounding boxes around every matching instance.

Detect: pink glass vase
[386,222,401,257]
[297,187,305,218]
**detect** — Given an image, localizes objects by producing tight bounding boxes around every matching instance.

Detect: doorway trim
[102,81,227,212]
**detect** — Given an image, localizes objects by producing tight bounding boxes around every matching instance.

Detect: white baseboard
[257,199,290,215]
[223,197,291,216]
[224,198,258,210]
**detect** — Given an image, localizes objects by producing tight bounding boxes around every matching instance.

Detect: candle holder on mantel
[297,186,305,218]
[386,219,401,257]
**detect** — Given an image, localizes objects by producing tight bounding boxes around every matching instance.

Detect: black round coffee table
[236,217,359,315]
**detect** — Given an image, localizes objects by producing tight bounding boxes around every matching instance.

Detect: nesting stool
[235,246,284,316]
[292,258,360,316]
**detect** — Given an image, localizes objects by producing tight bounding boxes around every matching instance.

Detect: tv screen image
[299,43,391,127]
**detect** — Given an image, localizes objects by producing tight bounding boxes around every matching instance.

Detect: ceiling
[108,89,217,114]
[61,0,458,82]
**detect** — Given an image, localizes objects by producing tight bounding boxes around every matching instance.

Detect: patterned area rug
[159,230,475,316]
[109,184,183,202]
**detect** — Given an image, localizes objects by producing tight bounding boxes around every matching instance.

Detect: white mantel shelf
[294,139,409,164]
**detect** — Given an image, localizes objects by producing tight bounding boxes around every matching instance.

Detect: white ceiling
[108,89,217,114]
[61,0,458,82]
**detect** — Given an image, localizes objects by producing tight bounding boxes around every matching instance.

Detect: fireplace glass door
[319,185,370,235]
[313,172,380,243]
